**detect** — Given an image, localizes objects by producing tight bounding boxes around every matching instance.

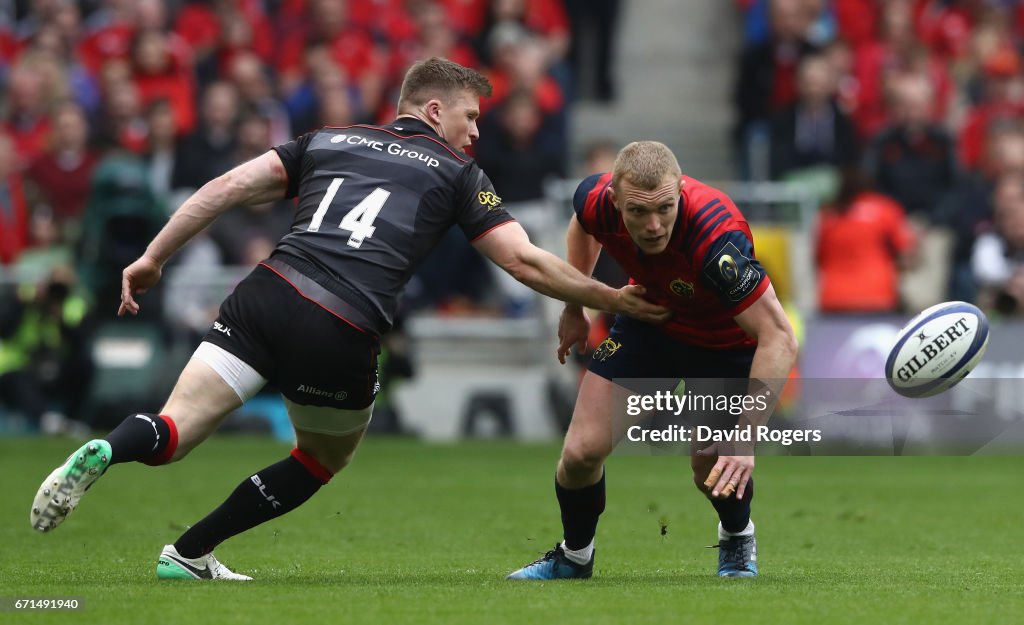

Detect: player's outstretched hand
[698,441,755,500]
[614,284,671,324]
[557,305,591,364]
[118,256,163,317]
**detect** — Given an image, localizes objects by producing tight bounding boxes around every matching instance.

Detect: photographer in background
[0,265,94,434]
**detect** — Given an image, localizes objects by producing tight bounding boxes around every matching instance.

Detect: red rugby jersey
[574,173,770,350]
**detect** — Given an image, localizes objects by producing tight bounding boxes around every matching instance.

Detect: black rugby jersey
[267,118,514,335]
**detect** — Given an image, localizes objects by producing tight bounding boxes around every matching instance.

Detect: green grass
[1,436,1021,624]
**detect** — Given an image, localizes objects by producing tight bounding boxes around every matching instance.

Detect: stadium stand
[3,0,1024,439]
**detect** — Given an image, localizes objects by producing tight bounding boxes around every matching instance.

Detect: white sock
[719,520,754,540]
[560,540,594,565]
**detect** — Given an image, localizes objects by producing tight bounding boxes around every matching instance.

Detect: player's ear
[426,99,443,124]
[608,185,619,209]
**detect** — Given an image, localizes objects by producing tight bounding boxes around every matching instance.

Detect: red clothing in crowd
[834,0,880,48]
[437,0,488,37]
[276,25,382,84]
[133,53,196,135]
[514,0,570,39]
[851,41,952,138]
[279,0,488,37]
[0,175,29,264]
[816,192,916,312]
[0,26,17,66]
[174,0,275,71]
[914,0,975,61]
[484,71,564,114]
[959,100,1024,170]
[27,150,102,222]
[2,115,51,163]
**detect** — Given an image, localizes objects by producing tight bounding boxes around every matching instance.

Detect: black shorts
[589,316,756,432]
[589,316,755,381]
[202,264,380,410]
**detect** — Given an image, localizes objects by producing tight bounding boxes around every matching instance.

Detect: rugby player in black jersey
[29,58,668,580]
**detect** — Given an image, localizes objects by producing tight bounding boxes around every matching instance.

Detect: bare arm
[472,221,668,322]
[734,283,799,391]
[702,283,798,499]
[555,215,605,363]
[562,215,603,312]
[118,150,288,316]
[144,150,289,265]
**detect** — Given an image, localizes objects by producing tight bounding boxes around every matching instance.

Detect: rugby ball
[885,302,989,398]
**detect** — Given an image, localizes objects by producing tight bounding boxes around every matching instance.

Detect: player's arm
[565,214,602,280]
[119,150,289,316]
[702,284,798,499]
[698,227,798,385]
[472,221,668,323]
[565,173,606,281]
[564,215,603,301]
[734,283,798,395]
[556,215,605,363]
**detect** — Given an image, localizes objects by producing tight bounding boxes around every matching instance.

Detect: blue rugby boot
[506,544,594,580]
[713,523,758,578]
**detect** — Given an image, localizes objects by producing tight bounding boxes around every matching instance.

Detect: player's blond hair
[612,141,682,191]
[397,57,492,111]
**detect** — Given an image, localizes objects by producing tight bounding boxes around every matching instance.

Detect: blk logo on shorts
[213,321,232,337]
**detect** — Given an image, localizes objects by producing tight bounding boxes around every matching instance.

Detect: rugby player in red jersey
[508,141,798,579]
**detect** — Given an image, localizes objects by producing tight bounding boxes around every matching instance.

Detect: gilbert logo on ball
[885,301,990,398]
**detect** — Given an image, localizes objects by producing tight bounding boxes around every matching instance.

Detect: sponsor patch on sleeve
[701,233,765,304]
[477,190,502,210]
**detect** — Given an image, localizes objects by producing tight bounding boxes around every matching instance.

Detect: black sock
[104,413,175,465]
[174,452,331,558]
[555,472,606,550]
[711,477,754,534]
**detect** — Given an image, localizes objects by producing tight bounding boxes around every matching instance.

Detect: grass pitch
[1,436,1021,625]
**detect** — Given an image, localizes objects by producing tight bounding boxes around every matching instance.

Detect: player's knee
[295,443,354,475]
[167,438,198,463]
[294,427,365,476]
[560,440,608,475]
[310,450,351,475]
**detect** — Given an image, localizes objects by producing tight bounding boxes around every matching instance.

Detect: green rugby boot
[30,439,112,532]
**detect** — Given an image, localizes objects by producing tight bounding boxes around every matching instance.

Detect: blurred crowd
[735,0,1024,318]
[0,0,601,280]
[20,0,1024,430]
[0,0,623,431]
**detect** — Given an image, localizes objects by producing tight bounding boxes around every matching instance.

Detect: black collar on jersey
[389,116,441,139]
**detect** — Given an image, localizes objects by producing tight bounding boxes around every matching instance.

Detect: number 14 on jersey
[307,177,391,249]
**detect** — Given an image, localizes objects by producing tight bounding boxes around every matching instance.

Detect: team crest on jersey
[669,279,694,298]
[703,240,763,303]
[592,338,623,362]
[478,191,502,209]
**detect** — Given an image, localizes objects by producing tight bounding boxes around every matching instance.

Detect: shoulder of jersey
[576,172,619,234]
[677,175,743,254]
